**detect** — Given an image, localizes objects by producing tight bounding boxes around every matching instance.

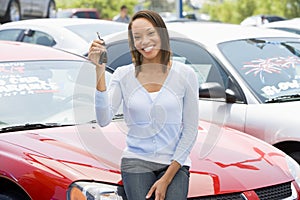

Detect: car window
[73,11,98,19]
[219,38,300,101]
[107,40,132,70]
[170,39,227,86]
[73,12,87,18]
[87,12,99,19]
[0,29,23,41]
[171,39,245,102]
[23,30,56,47]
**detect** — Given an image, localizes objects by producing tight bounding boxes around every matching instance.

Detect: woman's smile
[143,45,155,52]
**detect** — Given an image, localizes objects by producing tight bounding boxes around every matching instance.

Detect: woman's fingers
[146,185,155,199]
[88,40,107,65]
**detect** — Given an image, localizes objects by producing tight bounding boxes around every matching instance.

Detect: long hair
[128,10,171,76]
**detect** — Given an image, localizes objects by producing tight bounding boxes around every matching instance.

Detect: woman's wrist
[95,64,106,91]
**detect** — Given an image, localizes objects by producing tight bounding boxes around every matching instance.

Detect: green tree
[202,0,300,24]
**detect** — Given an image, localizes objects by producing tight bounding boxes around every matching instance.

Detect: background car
[0,0,56,23]
[240,14,286,26]
[102,21,300,164]
[56,8,100,19]
[1,40,300,200]
[0,18,127,55]
[263,17,300,35]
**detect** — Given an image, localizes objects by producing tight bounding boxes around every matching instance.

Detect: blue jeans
[120,159,190,200]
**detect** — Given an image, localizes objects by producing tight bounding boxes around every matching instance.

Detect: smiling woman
[88,10,199,200]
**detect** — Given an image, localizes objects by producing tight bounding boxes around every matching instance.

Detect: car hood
[0,121,293,197]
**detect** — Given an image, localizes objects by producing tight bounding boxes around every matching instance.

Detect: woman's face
[131,18,162,63]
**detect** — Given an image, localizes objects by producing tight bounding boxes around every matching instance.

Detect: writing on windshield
[0,62,58,97]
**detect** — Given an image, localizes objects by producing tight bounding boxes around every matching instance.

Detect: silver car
[0,0,56,23]
[102,22,300,163]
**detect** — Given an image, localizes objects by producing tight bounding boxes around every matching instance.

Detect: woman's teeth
[144,46,153,52]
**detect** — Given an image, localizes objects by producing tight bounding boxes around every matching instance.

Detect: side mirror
[199,82,225,98]
[199,82,238,103]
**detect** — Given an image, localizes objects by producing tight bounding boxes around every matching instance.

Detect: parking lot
[1,1,300,200]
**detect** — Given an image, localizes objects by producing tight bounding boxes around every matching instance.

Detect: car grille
[189,182,292,200]
[189,192,243,200]
[255,182,292,200]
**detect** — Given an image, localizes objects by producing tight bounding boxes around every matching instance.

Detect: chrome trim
[241,193,248,200]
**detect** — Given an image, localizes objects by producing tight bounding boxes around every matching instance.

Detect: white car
[263,17,300,35]
[102,21,300,163]
[0,18,128,55]
[240,14,286,26]
[0,0,56,23]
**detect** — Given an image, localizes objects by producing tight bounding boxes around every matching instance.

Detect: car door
[20,0,32,16]
[30,0,44,16]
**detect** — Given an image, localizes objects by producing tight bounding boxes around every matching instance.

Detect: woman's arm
[88,40,122,126]
[171,67,199,166]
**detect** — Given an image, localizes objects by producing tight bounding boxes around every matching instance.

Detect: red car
[0,40,300,200]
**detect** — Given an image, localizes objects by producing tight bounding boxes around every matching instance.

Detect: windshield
[0,60,111,128]
[219,37,300,102]
[65,23,127,43]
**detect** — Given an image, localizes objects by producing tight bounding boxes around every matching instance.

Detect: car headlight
[67,181,124,200]
[286,155,300,186]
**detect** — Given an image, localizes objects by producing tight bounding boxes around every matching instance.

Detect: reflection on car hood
[0,121,292,197]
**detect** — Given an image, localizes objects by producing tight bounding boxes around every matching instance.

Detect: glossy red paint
[0,120,298,199]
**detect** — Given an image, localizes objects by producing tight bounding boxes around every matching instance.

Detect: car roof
[166,21,300,45]
[263,18,300,28]
[0,40,87,62]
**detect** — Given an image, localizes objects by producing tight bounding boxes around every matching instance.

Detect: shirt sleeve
[95,68,123,127]
[171,67,199,166]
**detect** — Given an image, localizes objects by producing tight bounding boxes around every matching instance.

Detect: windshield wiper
[0,123,72,133]
[265,94,300,103]
[87,114,124,124]
[113,114,124,120]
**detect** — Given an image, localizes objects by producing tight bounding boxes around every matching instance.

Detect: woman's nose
[141,35,150,45]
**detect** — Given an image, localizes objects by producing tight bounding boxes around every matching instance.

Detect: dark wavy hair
[128,10,171,76]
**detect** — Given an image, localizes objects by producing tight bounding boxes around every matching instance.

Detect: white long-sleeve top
[95,61,199,166]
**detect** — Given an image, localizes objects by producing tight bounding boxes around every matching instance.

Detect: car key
[96,32,107,64]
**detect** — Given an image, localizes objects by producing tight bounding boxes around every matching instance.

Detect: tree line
[202,0,300,24]
[55,0,300,24]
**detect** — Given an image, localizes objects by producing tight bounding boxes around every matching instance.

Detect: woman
[88,10,199,200]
